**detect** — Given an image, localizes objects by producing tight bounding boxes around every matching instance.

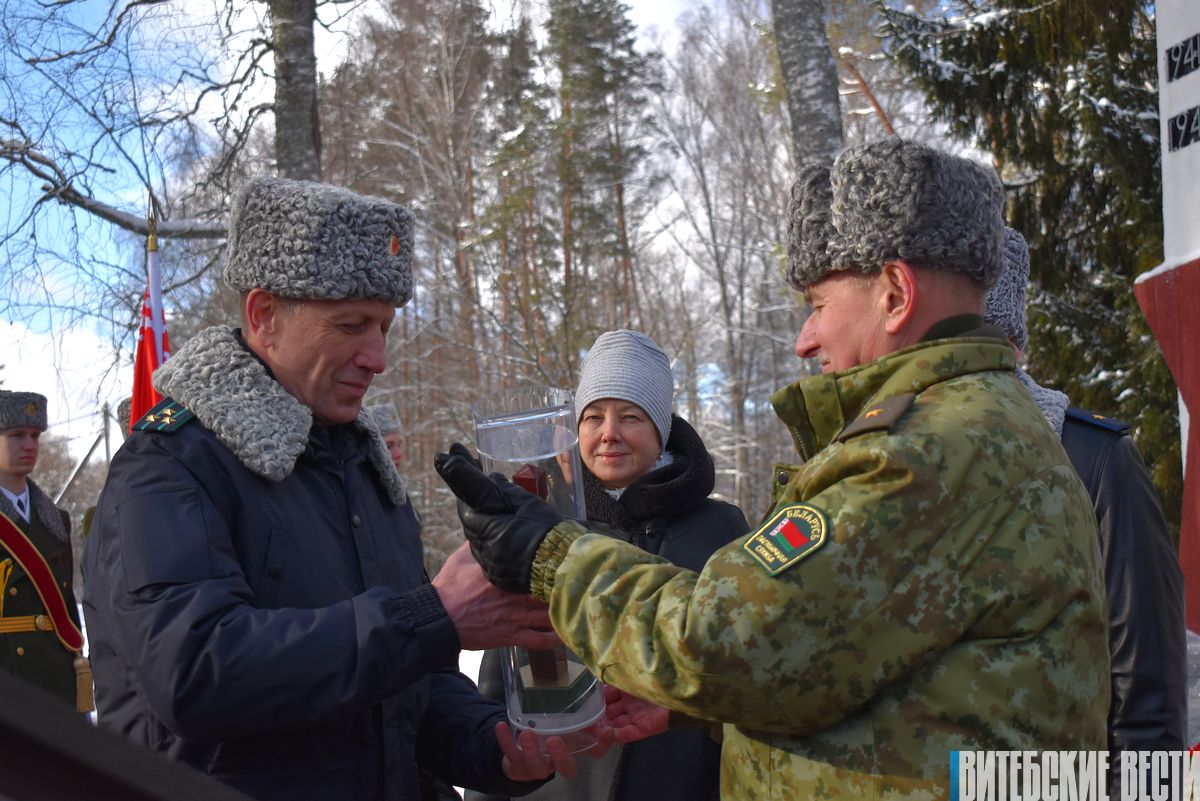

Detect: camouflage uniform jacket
[530,331,1109,801]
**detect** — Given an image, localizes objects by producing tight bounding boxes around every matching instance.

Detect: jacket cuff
[529,521,587,601]
[401,583,460,670]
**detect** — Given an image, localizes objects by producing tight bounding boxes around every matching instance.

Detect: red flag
[129,234,170,429]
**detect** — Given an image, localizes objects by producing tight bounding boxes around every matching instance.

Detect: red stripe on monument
[1135,258,1200,631]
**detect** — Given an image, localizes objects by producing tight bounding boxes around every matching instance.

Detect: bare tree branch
[25,0,171,65]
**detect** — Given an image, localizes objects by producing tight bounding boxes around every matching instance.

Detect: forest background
[0,0,1174,578]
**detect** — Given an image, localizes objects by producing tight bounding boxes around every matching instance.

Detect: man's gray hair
[786,138,1006,290]
[224,177,415,307]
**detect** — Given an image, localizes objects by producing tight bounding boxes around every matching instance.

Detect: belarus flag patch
[743,503,830,575]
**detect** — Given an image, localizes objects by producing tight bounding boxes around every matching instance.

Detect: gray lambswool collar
[1016,367,1069,439]
[0,480,68,542]
[154,326,406,505]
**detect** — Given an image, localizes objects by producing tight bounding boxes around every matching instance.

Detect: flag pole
[128,204,171,429]
[147,212,164,365]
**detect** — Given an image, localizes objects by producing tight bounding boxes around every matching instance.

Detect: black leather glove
[434,442,564,594]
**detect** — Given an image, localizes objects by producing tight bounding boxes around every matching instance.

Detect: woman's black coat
[468,415,749,801]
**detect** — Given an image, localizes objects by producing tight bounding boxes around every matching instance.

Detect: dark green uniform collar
[920,314,1008,343]
[772,334,1015,460]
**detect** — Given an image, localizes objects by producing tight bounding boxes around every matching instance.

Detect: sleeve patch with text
[742,503,829,576]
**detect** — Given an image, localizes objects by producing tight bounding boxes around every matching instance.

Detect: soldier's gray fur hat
[785,163,836,290]
[223,177,415,306]
[0,391,48,431]
[984,227,1031,351]
[575,330,674,449]
[117,396,134,435]
[786,138,1006,290]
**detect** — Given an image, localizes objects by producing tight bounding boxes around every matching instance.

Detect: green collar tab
[133,398,194,433]
[773,336,1014,459]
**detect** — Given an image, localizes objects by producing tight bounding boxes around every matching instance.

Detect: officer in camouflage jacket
[435,139,1110,800]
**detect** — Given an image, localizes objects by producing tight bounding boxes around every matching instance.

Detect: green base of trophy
[515,662,595,715]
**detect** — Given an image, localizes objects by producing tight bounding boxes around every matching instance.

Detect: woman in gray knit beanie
[470,330,749,801]
[574,330,674,491]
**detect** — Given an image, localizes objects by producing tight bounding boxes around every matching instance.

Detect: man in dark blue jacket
[986,228,1187,783]
[82,177,578,801]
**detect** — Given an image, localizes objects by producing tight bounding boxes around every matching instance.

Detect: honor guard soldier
[0,390,92,712]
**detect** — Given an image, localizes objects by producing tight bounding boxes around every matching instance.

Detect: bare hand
[602,685,669,743]
[433,543,560,651]
[497,722,576,781]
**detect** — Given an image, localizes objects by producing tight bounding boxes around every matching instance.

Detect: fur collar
[581,414,715,530]
[0,479,68,542]
[154,325,406,505]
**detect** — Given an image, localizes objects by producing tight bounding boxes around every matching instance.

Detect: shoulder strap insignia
[133,398,195,433]
[836,393,915,443]
[1064,406,1130,434]
[743,503,830,576]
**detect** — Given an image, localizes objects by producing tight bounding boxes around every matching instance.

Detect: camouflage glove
[434,442,563,594]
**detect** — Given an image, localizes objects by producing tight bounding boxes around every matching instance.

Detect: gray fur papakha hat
[786,138,1006,290]
[984,227,1032,351]
[0,391,47,431]
[366,402,402,435]
[224,177,415,306]
[785,163,836,290]
[575,330,674,449]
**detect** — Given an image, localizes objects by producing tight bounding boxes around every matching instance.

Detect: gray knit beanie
[575,330,673,449]
[786,138,1006,290]
[985,227,1031,351]
[0,391,47,430]
[224,177,415,306]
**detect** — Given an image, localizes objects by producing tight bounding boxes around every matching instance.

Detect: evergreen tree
[544,0,662,381]
[478,17,563,385]
[881,1,1181,531]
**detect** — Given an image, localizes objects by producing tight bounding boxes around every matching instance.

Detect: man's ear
[244,288,280,345]
[879,260,918,336]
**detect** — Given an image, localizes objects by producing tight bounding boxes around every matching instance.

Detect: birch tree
[770,0,842,164]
